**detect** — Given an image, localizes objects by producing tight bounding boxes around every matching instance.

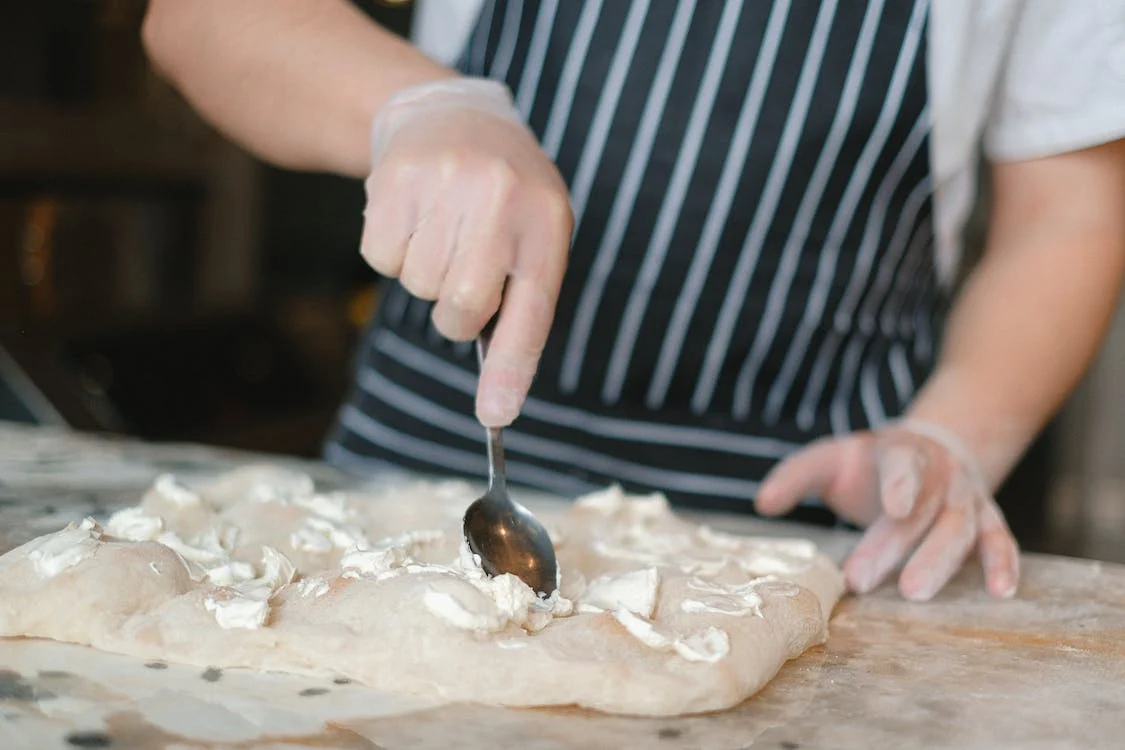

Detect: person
[141,0,1125,602]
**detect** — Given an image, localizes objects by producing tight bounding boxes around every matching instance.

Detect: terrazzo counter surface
[0,422,1121,749]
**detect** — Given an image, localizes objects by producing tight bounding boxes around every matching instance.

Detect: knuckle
[435,152,462,184]
[540,188,575,237]
[480,159,519,203]
[447,280,498,318]
[380,154,425,190]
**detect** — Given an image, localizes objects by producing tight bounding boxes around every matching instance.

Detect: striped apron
[326,0,943,524]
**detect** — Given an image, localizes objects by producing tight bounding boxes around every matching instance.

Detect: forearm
[908,141,1125,490]
[142,0,455,177]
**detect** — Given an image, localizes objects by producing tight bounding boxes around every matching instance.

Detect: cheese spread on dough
[578,567,660,617]
[25,517,103,578]
[611,608,730,663]
[203,546,296,629]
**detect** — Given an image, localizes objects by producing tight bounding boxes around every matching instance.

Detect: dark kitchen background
[2,0,1122,563]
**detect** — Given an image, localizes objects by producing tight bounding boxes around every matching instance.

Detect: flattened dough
[0,466,844,716]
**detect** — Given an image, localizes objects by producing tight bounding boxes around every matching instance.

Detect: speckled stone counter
[0,422,1122,749]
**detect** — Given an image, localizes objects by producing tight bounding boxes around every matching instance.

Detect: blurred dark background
[0,0,414,455]
[1,0,1121,562]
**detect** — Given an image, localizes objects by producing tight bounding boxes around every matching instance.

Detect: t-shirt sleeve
[985,0,1125,162]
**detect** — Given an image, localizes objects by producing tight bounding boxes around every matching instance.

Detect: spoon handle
[484,426,507,493]
[476,330,508,494]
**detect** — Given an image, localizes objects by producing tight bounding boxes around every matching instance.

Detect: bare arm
[756,139,1125,600]
[908,139,1125,488]
[142,0,455,177]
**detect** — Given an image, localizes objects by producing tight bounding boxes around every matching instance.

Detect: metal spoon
[462,332,559,597]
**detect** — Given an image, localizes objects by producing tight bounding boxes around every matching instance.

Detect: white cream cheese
[578,567,660,617]
[105,507,163,541]
[681,582,764,618]
[457,542,572,615]
[26,517,103,578]
[157,530,227,571]
[340,539,412,578]
[674,627,731,663]
[695,526,818,575]
[204,594,268,630]
[262,546,297,586]
[292,492,352,523]
[418,542,571,633]
[240,468,316,504]
[338,529,448,577]
[149,474,202,507]
[203,546,296,630]
[581,489,820,580]
[295,576,330,598]
[421,574,564,634]
[575,485,628,513]
[680,576,801,617]
[611,608,729,663]
[341,536,571,634]
[575,485,667,522]
[234,470,352,530]
[422,586,503,631]
[290,516,369,554]
[204,561,256,587]
[737,549,816,576]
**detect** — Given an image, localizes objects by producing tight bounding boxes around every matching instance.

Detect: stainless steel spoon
[462,332,559,597]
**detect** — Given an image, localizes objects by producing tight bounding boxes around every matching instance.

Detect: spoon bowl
[463,470,559,597]
[462,335,559,597]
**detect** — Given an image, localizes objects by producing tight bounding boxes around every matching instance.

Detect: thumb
[756,438,851,516]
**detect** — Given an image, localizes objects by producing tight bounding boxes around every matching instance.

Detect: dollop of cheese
[105,507,163,541]
[149,474,202,507]
[26,517,103,578]
[578,567,660,617]
[203,546,296,630]
[611,608,730,663]
[342,535,572,634]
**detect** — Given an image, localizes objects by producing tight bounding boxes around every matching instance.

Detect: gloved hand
[755,419,1020,601]
[360,77,574,427]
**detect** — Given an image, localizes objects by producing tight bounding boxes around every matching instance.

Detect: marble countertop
[0,422,1122,749]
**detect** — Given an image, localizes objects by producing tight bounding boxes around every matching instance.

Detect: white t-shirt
[410,0,1125,287]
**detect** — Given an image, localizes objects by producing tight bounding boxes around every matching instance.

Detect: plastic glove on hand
[361,78,574,427]
[756,420,1020,601]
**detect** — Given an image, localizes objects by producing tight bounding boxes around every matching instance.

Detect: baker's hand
[755,419,1020,601]
[360,77,573,427]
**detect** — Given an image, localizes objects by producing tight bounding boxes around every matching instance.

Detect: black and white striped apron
[326,0,944,524]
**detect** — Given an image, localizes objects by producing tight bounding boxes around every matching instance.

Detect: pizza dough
[0,466,845,716]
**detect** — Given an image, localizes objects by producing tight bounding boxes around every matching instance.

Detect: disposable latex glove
[755,419,1020,601]
[361,78,574,427]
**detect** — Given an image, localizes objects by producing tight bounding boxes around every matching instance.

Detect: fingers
[843,484,942,594]
[361,99,574,427]
[399,206,458,301]
[475,275,557,427]
[897,474,979,601]
[977,498,1020,598]
[359,171,415,279]
[874,442,926,519]
[431,244,508,341]
[756,439,852,517]
[430,168,521,341]
[472,187,570,426]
